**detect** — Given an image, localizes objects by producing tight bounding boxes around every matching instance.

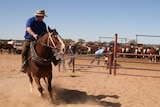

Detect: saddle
[30,41,51,65]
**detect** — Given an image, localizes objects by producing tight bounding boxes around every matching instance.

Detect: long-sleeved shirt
[95,48,104,55]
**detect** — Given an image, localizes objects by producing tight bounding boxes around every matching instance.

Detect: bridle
[47,32,57,48]
[40,32,62,50]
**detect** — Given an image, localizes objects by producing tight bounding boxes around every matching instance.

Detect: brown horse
[26,27,65,102]
[0,42,14,54]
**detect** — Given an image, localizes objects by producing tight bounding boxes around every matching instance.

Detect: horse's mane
[37,28,58,41]
[37,32,47,40]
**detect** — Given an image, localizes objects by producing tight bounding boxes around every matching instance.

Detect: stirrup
[20,61,27,73]
[20,68,26,73]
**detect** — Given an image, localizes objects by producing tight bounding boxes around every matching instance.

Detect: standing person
[58,48,66,71]
[21,10,60,73]
[90,47,106,65]
[68,42,77,67]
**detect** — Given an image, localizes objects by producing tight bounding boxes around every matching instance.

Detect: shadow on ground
[53,87,121,107]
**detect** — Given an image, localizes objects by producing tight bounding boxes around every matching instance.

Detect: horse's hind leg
[38,86,43,96]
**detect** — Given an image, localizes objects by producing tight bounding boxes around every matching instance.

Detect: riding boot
[20,60,27,73]
[51,55,61,66]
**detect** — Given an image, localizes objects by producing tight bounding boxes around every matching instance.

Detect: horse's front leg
[47,74,54,101]
[34,76,43,96]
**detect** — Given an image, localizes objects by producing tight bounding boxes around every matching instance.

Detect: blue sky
[0,0,160,44]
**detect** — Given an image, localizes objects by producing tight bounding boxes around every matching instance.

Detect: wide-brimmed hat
[34,10,47,17]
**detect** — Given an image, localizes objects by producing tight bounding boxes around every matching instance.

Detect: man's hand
[33,34,38,40]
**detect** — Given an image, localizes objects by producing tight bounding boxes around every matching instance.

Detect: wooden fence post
[113,34,117,75]
[72,56,75,73]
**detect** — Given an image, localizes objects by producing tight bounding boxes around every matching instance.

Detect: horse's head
[47,26,65,53]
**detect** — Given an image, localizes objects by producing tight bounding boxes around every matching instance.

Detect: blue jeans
[58,52,65,70]
[68,55,73,65]
[90,55,100,65]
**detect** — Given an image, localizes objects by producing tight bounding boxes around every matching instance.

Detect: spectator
[68,42,77,67]
[90,47,106,65]
[58,48,66,71]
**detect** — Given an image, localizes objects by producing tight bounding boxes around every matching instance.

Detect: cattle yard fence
[71,34,160,76]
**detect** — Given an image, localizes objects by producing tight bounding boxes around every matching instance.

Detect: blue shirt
[24,17,47,40]
[95,48,104,55]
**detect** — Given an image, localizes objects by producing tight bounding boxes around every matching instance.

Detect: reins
[39,32,58,50]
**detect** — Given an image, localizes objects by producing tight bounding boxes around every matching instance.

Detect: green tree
[78,39,85,43]
[63,39,73,44]
[128,39,137,44]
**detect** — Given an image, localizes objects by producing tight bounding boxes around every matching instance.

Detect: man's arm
[26,27,38,39]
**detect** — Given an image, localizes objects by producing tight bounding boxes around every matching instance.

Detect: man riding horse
[21,10,60,73]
